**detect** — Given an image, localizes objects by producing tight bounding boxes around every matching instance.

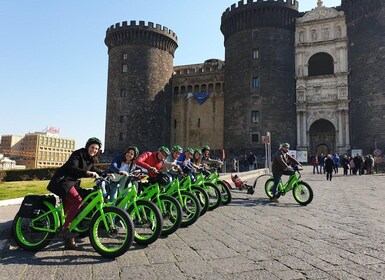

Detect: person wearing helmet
[160,145,183,177]
[270,142,300,203]
[136,146,170,182]
[176,147,196,174]
[201,144,223,172]
[192,148,202,167]
[47,137,103,250]
[103,146,140,202]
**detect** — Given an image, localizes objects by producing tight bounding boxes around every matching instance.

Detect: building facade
[104,0,385,160]
[0,133,75,169]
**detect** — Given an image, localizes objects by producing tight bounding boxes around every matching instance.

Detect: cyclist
[136,146,170,184]
[47,137,103,250]
[270,142,300,203]
[201,144,223,173]
[177,147,196,174]
[161,145,183,178]
[103,146,140,202]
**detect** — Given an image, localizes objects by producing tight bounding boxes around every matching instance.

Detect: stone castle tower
[104,21,178,156]
[341,0,385,154]
[104,1,385,159]
[220,0,299,152]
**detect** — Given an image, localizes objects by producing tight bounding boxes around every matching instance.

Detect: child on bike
[47,137,103,250]
[103,146,140,202]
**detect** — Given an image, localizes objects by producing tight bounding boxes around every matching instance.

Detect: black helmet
[126,146,139,159]
[86,137,102,149]
[158,146,170,156]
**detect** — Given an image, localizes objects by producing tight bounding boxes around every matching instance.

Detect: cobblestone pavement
[1,166,385,279]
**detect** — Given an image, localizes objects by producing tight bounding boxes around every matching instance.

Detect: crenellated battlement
[221,0,299,41]
[105,20,178,55]
[223,0,298,15]
[341,0,384,22]
[106,20,178,41]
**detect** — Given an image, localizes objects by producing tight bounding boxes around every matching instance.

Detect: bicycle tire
[177,190,201,228]
[157,194,182,236]
[217,180,232,205]
[12,203,56,252]
[89,206,134,258]
[126,200,163,245]
[264,178,275,198]
[202,183,221,211]
[293,181,313,206]
[191,186,209,216]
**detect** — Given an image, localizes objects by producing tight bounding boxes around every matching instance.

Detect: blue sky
[0,0,340,150]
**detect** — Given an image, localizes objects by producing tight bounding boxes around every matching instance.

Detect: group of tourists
[47,137,221,250]
[311,152,375,180]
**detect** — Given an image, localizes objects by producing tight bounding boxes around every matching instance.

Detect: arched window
[308,52,334,76]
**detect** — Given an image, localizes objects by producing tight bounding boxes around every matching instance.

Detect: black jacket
[47,148,101,198]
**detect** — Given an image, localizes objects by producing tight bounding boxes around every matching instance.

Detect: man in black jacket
[270,143,300,203]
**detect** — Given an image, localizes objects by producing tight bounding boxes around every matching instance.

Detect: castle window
[308,52,334,76]
[123,53,128,60]
[120,89,127,97]
[198,118,201,128]
[252,30,258,39]
[251,133,260,143]
[253,49,259,59]
[119,133,124,141]
[174,119,177,128]
[119,115,126,123]
[251,111,259,123]
[122,64,128,73]
[252,77,260,88]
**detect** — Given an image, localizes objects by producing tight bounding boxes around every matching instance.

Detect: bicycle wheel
[264,178,275,198]
[203,183,221,211]
[191,186,209,216]
[12,203,56,251]
[293,181,313,206]
[126,200,163,245]
[157,195,182,236]
[89,206,134,258]
[177,190,201,228]
[217,180,232,205]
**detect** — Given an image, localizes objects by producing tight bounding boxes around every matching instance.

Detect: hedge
[0,163,111,182]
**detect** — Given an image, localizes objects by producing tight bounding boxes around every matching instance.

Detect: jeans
[313,165,319,174]
[108,176,129,201]
[63,186,82,228]
[271,170,295,196]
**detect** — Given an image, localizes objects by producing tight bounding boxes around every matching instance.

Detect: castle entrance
[309,119,336,155]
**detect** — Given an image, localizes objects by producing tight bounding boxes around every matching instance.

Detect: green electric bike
[12,180,134,258]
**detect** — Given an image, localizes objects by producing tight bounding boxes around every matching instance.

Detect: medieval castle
[103,0,385,161]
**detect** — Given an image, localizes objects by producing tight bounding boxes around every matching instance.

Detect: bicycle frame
[277,170,301,194]
[30,187,112,234]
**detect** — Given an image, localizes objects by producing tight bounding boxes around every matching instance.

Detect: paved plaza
[0,166,385,279]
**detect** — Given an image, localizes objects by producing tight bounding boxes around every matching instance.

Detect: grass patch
[0,178,95,200]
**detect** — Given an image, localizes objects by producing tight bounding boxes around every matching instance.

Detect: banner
[193,92,210,105]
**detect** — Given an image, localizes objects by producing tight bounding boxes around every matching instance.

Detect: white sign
[351,149,362,157]
[296,151,308,163]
